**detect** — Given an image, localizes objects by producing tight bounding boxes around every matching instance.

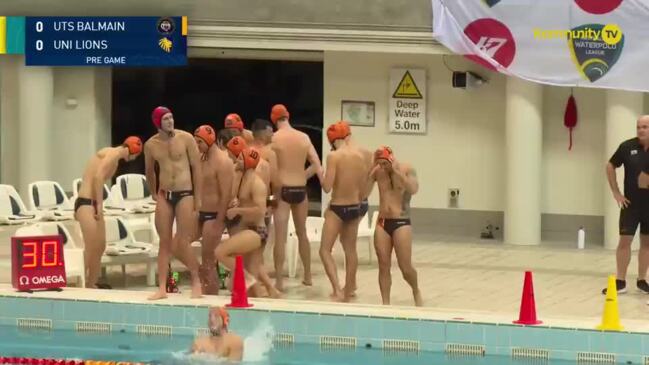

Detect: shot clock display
[11,235,67,291]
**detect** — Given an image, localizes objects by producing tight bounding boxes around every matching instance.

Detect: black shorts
[74,197,96,214]
[160,189,193,208]
[198,211,218,223]
[330,204,361,222]
[281,186,306,204]
[378,217,411,237]
[359,199,369,217]
[619,207,649,235]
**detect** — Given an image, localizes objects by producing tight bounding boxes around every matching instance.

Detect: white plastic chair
[112,174,155,212]
[14,222,86,288]
[27,181,74,221]
[285,213,345,278]
[0,184,39,225]
[102,216,157,286]
[357,210,379,264]
[110,174,156,233]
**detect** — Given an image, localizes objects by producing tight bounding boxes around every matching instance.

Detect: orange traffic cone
[513,271,542,325]
[226,255,253,308]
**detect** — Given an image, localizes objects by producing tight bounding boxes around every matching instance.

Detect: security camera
[452,71,486,89]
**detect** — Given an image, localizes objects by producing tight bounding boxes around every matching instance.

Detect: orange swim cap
[270,104,289,124]
[123,136,143,155]
[226,135,247,157]
[208,306,229,332]
[224,113,244,131]
[194,125,216,147]
[326,121,351,145]
[242,147,261,170]
[374,146,394,163]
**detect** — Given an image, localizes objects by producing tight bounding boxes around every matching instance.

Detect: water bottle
[217,262,228,289]
[577,227,585,249]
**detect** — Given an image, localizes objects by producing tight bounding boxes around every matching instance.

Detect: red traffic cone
[226,255,253,308]
[513,271,542,325]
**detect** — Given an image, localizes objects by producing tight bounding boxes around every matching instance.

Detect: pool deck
[2,238,649,334]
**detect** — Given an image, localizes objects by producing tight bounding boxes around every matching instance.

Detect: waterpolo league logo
[157,17,175,35]
[568,24,624,82]
[575,0,623,14]
[463,18,516,71]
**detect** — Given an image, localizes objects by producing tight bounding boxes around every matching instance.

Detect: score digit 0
[42,240,59,267]
[36,21,43,32]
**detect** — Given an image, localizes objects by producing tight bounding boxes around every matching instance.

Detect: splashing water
[242,317,275,363]
[166,318,275,365]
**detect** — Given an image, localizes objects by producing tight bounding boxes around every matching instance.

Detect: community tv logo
[568,23,624,82]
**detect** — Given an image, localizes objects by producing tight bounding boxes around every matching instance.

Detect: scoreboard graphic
[0,16,187,66]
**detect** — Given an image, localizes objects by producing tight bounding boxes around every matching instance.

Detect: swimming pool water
[0,326,577,365]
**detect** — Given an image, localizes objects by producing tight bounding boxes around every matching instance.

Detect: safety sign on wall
[389,68,426,134]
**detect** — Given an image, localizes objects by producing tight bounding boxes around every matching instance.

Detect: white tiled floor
[2,238,648,332]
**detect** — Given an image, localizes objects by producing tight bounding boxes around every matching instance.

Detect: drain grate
[320,336,356,350]
[274,333,295,344]
[577,352,615,364]
[136,324,172,337]
[195,328,210,337]
[383,339,420,353]
[16,318,52,330]
[445,343,485,356]
[75,321,111,333]
[512,348,550,360]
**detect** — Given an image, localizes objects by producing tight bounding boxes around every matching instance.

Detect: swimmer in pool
[319,121,367,302]
[270,104,324,290]
[145,106,203,300]
[75,136,143,289]
[192,306,243,361]
[365,146,422,306]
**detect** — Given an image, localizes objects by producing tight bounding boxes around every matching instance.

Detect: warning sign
[389,68,426,134]
[393,71,423,99]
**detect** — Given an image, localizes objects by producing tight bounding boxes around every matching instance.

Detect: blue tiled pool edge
[1,296,647,364]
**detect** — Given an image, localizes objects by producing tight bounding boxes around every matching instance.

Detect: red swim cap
[123,136,143,155]
[152,106,171,129]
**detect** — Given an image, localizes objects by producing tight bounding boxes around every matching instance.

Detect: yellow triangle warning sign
[393,71,423,99]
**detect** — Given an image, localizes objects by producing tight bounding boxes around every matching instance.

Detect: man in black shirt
[604,116,649,295]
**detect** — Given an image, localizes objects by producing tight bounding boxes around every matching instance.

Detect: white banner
[432,0,649,92]
[389,68,427,134]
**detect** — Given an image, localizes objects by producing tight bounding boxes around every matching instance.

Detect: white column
[505,77,543,245]
[18,64,53,197]
[604,90,644,250]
